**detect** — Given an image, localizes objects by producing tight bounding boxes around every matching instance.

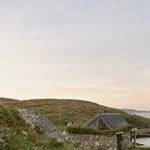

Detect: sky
[0,0,150,110]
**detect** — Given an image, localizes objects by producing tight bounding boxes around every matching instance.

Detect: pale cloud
[0,0,150,110]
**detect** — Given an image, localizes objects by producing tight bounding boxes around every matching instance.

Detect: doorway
[117,133,123,150]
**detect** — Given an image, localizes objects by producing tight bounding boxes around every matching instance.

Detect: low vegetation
[112,124,135,133]
[66,125,101,135]
[0,105,75,150]
[66,124,134,135]
[1,98,150,149]
[1,98,150,130]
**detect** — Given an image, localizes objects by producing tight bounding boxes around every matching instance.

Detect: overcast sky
[0,0,150,110]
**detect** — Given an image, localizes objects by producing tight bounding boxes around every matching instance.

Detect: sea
[134,112,150,147]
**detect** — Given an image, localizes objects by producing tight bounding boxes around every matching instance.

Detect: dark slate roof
[82,113,128,130]
[100,113,128,129]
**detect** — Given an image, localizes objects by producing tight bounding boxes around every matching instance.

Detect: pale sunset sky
[0,0,150,110]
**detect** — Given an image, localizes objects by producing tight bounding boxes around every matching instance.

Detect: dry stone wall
[65,132,132,150]
[19,108,65,141]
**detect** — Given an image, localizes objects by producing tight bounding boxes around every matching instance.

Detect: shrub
[66,124,135,135]
[112,124,135,133]
[66,126,110,135]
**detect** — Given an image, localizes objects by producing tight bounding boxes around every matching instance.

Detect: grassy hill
[1,98,150,130]
[0,105,74,150]
[0,97,19,103]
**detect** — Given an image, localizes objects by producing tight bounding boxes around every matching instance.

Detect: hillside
[1,98,150,129]
[0,97,19,103]
[0,105,74,149]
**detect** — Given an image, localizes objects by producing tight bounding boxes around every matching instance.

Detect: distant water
[134,112,150,119]
[134,112,150,147]
[136,138,150,147]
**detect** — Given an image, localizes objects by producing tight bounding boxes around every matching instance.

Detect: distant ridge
[0,97,19,103]
[121,108,150,113]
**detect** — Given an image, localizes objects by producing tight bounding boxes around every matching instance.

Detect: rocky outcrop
[19,108,65,141]
[137,129,150,137]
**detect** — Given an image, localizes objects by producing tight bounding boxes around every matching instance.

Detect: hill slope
[0,105,73,149]
[0,97,19,103]
[1,98,150,129]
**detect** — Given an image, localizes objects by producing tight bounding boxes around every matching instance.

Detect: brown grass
[1,98,150,129]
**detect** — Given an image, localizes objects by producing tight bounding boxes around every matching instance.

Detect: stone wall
[19,108,65,141]
[65,132,132,150]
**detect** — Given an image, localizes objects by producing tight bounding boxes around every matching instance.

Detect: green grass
[0,105,75,150]
[66,124,134,135]
[1,98,150,129]
[1,99,150,150]
[66,125,101,135]
[112,124,135,133]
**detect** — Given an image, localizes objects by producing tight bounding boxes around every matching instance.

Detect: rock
[62,130,67,136]
[86,146,91,150]
[0,139,4,143]
[95,141,99,146]
[19,108,65,141]
[21,131,28,136]
[84,141,89,145]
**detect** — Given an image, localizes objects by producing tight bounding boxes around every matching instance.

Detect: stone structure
[19,108,65,141]
[82,113,128,130]
[65,132,132,150]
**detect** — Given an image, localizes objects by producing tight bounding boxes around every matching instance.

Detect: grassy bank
[0,105,75,150]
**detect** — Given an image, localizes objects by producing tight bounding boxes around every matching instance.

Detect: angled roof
[100,113,128,129]
[82,113,128,130]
